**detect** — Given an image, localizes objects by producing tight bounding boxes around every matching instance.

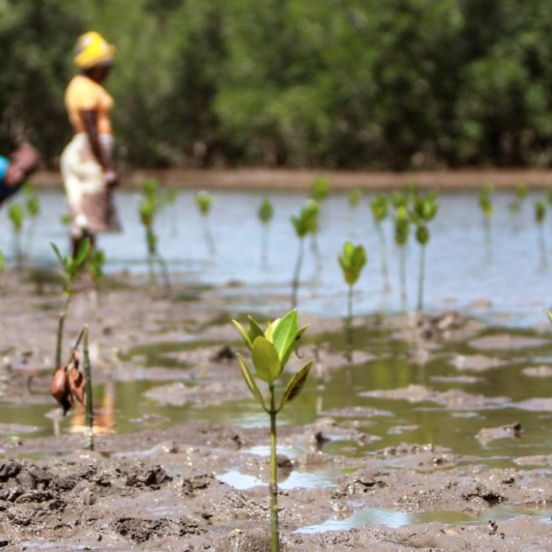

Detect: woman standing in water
[61,31,120,257]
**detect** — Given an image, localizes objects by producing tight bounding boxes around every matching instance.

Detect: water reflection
[296,505,552,533]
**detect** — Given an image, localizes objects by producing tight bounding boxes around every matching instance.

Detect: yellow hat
[74,31,116,69]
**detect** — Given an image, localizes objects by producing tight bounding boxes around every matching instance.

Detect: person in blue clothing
[0,142,40,206]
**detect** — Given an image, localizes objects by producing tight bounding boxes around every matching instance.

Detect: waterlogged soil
[1,270,552,551]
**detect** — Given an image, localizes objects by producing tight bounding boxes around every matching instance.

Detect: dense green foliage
[2,0,552,170]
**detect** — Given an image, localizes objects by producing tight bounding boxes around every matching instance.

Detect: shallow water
[2,188,552,467]
[1,188,551,323]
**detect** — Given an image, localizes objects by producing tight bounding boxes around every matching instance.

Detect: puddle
[216,468,339,490]
[296,505,552,533]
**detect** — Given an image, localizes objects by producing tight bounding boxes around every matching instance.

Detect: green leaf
[51,242,64,266]
[271,309,298,361]
[280,324,309,368]
[252,336,281,383]
[8,203,24,231]
[416,224,430,246]
[75,238,90,267]
[236,353,266,410]
[279,359,314,410]
[232,319,252,349]
[339,242,367,286]
[258,197,273,224]
[247,316,265,345]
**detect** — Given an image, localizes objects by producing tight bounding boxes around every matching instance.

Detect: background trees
[2,0,552,170]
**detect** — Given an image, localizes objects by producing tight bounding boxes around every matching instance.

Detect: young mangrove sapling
[258,196,274,267]
[412,192,439,312]
[535,198,547,267]
[393,205,410,311]
[139,178,170,290]
[479,183,494,258]
[370,194,390,292]
[195,190,216,257]
[232,309,313,552]
[290,200,319,308]
[338,241,367,359]
[51,239,90,369]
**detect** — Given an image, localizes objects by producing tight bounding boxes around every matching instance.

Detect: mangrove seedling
[509,183,528,215]
[309,176,330,203]
[412,193,439,312]
[195,190,216,256]
[370,194,390,292]
[165,187,179,235]
[232,309,313,552]
[22,182,40,258]
[7,202,25,267]
[291,200,319,308]
[479,183,494,258]
[50,326,95,450]
[535,199,547,267]
[394,206,410,311]
[338,241,367,359]
[349,188,362,209]
[258,196,274,267]
[139,178,170,290]
[51,239,90,369]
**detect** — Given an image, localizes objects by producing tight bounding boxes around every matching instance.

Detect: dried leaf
[68,366,86,405]
[50,365,72,415]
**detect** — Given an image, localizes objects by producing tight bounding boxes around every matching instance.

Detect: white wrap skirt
[60,133,121,238]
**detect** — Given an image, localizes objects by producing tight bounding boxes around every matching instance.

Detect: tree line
[1,0,552,171]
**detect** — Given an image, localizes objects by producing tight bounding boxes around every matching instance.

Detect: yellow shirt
[65,74,114,135]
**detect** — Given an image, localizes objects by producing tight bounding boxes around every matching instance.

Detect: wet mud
[1,269,552,551]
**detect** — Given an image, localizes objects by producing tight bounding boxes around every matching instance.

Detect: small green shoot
[479,183,494,258]
[195,190,216,256]
[139,178,170,290]
[348,188,362,209]
[232,309,313,552]
[291,200,319,307]
[394,206,410,310]
[51,239,90,369]
[338,242,367,359]
[411,192,439,312]
[165,187,179,235]
[535,199,547,267]
[258,197,274,267]
[509,183,528,214]
[370,194,390,292]
[309,176,330,202]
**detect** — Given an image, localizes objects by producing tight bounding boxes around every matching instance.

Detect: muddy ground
[1,269,552,551]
